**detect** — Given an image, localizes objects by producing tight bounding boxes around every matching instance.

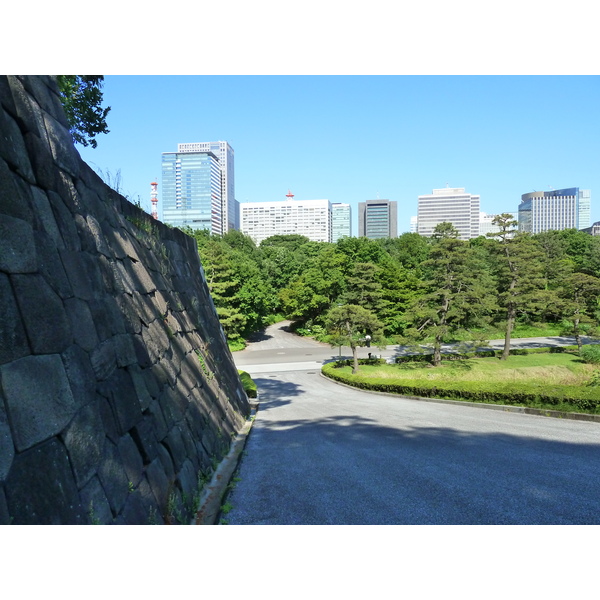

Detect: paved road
[226,323,600,524]
[234,320,593,373]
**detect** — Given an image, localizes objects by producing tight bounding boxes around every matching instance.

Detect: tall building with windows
[240,196,332,244]
[417,187,480,240]
[518,188,591,234]
[331,203,351,242]
[161,149,222,234]
[358,199,397,239]
[161,141,238,234]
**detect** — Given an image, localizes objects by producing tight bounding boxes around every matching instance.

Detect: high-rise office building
[417,187,480,240]
[161,141,238,234]
[358,199,397,239]
[331,203,351,242]
[240,196,332,244]
[161,149,222,234]
[518,188,591,234]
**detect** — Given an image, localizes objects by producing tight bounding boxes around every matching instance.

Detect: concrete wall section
[0,75,249,524]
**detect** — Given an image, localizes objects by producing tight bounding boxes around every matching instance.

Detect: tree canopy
[181,228,599,354]
[56,75,110,148]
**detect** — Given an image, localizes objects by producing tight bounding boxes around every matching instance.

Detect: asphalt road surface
[226,322,600,524]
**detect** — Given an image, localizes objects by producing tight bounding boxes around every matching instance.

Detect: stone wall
[0,75,250,524]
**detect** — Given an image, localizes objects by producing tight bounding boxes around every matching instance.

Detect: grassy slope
[322,353,600,413]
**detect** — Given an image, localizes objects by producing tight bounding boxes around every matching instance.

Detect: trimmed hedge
[322,360,600,414]
[238,370,257,398]
[394,345,577,364]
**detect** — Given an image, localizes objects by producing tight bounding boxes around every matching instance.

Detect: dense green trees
[184,225,599,353]
[404,223,497,366]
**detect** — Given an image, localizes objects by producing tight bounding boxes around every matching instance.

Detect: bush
[580,345,600,365]
[238,370,257,398]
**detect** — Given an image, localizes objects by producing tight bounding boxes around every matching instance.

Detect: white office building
[518,188,591,234]
[240,197,332,244]
[417,187,480,240]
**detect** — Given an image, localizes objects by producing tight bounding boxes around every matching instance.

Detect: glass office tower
[161,141,238,233]
[331,203,352,242]
[358,199,398,239]
[518,188,591,233]
[161,150,222,233]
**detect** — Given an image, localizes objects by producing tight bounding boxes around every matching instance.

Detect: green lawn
[322,352,600,414]
[356,353,593,385]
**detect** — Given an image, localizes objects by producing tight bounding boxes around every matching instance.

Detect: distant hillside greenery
[181,222,600,352]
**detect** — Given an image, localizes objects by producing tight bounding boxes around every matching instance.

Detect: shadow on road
[252,376,304,409]
[230,411,600,524]
[244,330,274,344]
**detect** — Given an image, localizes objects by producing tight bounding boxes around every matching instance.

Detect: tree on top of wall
[56,75,111,148]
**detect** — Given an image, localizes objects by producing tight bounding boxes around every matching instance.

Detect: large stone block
[117,433,144,487]
[97,439,130,517]
[163,424,188,472]
[43,112,80,178]
[0,214,36,274]
[118,475,163,525]
[59,249,104,302]
[0,273,30,365]
[0,158,34,223]
[34,233,73,299]
[130,417,158,466]
[30,185,63,247]
[0,393,15,482]
[177,458,199,503]
[96,367,143,436]
[0,75,18,119]
[64,297,99,352]
[1,354,79,451]
[145,457,171,514]
[79,475,113,525]
[48,190,81,251]
[11,273,72,354]
[0,105,35,184]
[88,296,126,341]
[4,438,85,524]
[61,344,97,408]
[61,401,106,488]
[0,486,9,524]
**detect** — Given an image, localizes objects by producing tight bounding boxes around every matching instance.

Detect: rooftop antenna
[150,180,158,220]
[286,189,294,200]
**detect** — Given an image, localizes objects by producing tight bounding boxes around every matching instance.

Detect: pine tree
[488,214,550,360]
[325,304,384,374]
[404,223,497,366]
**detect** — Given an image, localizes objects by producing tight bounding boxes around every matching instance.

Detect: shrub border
[321,349,600,416]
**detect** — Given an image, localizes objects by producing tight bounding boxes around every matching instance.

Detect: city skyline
[77,76,600,238]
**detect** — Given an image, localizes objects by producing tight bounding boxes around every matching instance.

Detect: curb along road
[193,399,259,525]
[319,372,600,424]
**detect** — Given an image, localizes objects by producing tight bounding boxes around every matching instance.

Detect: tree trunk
[433,334,442,367]
[433,297,449,367]
[352,344,359,374]
[574,315,582,352]
[501,305,515,360]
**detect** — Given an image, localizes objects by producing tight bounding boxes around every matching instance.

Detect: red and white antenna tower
[150,181,158,220]
[286,189,294,200]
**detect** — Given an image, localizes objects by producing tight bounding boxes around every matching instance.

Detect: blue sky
[78,75,600,237]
